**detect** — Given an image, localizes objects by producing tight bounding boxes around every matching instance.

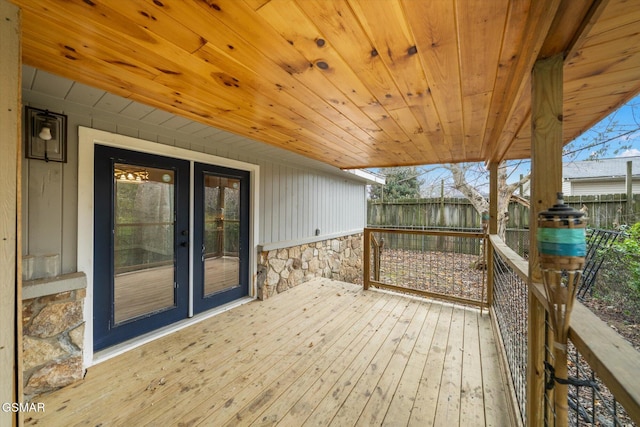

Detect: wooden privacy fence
[368,197,483,230]
[368,194,640,230]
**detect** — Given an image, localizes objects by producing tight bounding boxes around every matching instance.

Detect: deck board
[433,305,465,427]
[355,298,430,426]
[305,299,419,426]
[25,278,511,426]
[460,310,486,426]
[227,290,389,426]
[240,297,396,425]
[382,302,442,426]
[479,309,513,426]
[409,304,453,426]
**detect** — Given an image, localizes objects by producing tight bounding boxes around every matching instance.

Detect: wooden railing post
[370,233,382,282]
[363,228,371,290]
[487,162,499,308]
[529,53,565,426]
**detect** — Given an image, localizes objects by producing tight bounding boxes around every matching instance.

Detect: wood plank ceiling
[11,0,640,169]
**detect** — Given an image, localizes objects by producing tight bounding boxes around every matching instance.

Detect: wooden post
[0,1,21,426]
[486,162,499,308]
[489,164,499,237]
[439,179,445,227]
[519,174,526,251]
[363,228,371,290]
[529,53,564,427]
[627,160,633,224]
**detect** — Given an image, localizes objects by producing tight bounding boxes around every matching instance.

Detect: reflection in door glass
[113,163,175,324]
[203,175,240,296]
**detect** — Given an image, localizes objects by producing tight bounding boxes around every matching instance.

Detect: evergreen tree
[369,167,423,201]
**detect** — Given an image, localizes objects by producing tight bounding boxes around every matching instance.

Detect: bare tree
[426,99,640,242]
[446,162,530,239]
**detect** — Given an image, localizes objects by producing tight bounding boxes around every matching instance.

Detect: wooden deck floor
[26,278,512,426]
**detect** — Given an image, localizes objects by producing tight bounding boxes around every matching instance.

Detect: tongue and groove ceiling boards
[11,0,640,168]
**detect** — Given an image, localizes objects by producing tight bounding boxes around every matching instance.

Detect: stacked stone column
[22,288,85,399]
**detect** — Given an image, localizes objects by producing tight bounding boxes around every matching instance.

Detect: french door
[193,163,250,313]
[93,146,250,351]
[93,146,190,350]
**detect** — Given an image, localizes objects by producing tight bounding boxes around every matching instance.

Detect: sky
[411,94,640,196]
[565,94,640,160]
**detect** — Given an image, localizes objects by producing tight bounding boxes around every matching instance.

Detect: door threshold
[92,296,254,366]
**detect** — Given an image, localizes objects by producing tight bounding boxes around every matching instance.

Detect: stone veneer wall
[22,276,86,400]
[257,233,362,300]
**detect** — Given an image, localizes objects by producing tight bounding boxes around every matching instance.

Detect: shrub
[590,224,640,321]
[611,222,640,295]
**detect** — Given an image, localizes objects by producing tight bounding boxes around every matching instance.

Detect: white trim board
[77,126,260,368]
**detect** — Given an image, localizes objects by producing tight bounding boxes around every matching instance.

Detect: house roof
[563,156,640,180]
[10,0,640,169]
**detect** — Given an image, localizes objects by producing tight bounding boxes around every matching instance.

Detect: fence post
[627,161,634,224]
[363,228,371,290]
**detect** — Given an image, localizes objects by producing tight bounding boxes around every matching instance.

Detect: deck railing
[490,235,640,427]
[363,227,488,308]
[491,237,529,425]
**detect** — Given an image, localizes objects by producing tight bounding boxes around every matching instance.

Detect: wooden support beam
[486,162,499,307]
[528,53,564,427]
[564,0,611,62]
[489,163,499,236]
[0,1,21,426]
[487,0,562,162]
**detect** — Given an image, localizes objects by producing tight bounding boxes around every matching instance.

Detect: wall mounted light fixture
[25,106,67,163]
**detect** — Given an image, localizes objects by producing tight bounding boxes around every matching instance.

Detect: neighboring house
[562,157,640,196]
[18,66,382,395]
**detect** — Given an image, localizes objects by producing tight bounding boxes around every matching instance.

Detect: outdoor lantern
[25,106,67,163]
[537,192,586,426]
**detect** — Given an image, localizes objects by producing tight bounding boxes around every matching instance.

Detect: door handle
[180,241,188,248]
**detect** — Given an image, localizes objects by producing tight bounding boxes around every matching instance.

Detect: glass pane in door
[203,175,241,296]
[113,163,176,324]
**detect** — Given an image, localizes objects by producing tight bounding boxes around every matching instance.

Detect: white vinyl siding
[565,178,640,196]
[259,161,365,245]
